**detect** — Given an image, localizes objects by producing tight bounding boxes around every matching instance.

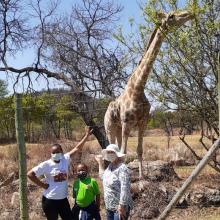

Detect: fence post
[15,93,29,220]
[217,40,220,167]
[215,33,220,130]
[158,137,220,220]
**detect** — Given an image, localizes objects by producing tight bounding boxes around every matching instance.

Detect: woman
[27,127,93,220]
[95,144,133,220]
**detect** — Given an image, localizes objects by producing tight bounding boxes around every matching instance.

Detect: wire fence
[0,93,220,220]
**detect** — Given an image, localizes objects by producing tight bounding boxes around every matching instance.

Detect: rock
[189,188,205,206]
[128,160,180,182]
[172,158,193,166]
[11,192,19,206]
[188,186,220,207]
[176,194,189,208]
[162,185,220,208]
[166,144,196,166]
[206,188,220,205]
[131,180,150,194]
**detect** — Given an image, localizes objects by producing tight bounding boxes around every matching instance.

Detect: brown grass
[0,132,220,219]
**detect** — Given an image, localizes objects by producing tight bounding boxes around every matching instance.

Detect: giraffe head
[157,11,194,30]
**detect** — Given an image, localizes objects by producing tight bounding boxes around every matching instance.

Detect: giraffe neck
[125,27,165,94]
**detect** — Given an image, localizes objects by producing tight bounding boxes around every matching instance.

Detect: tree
[0,0,127,148]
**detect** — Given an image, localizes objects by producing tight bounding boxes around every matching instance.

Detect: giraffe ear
[155,11,166,20]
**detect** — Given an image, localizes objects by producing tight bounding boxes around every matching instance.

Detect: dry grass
[0,132,220,219]
[168,206,220,220]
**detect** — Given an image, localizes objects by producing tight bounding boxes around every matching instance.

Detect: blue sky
[1,0,144,93]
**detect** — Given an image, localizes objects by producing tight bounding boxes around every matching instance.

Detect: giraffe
[104,11,194,179]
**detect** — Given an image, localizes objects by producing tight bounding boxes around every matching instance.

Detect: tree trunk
[49,120,60,139]
[83,118,109,149]
[72,92,109,149]
[67,120,72,139]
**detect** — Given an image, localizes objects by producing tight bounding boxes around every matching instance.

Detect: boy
[72,163,101,220]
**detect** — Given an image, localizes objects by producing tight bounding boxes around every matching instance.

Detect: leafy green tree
[20,92,85,141]
[56,95,82,139]
[0,96,15,140]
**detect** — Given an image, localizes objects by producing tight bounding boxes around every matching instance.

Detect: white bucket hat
[102,144,125,159]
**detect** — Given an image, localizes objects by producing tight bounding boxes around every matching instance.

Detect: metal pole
[158,138,220,220]
[15,93,29,220]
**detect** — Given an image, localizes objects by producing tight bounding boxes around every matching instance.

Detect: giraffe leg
[105,121,117,145]
[116,126,122,148]
[104,106,117,145]
[137,122,145,180]
[121,122,130,154]
[106,129,116,144]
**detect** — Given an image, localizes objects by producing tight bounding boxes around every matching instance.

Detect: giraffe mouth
[163,11,194,27]
[166,11,194,27]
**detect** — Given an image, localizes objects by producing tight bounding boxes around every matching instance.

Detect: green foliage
[113,27,125,44]
[148,107,173,129]
[0,96,15,140]
[0,92,87,142]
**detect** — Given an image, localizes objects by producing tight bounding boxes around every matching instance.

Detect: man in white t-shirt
[27,127,93,220]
